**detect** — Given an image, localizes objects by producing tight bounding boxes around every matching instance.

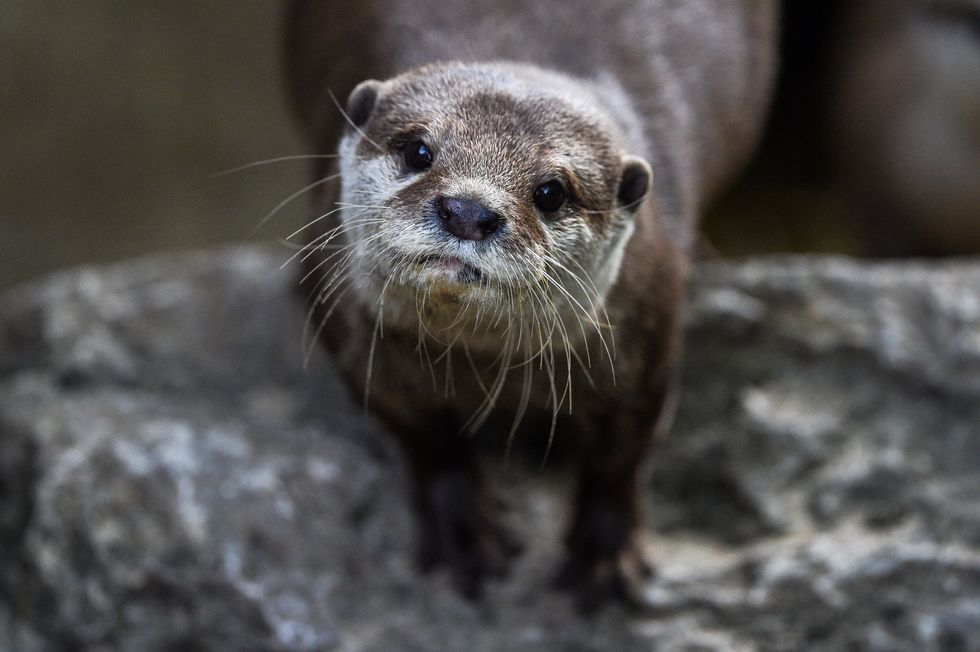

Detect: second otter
[284,0,778,608]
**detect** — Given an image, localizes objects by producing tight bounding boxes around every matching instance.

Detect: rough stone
[1,246,978,651]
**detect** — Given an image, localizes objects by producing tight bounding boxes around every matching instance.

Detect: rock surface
[1,245,978,652]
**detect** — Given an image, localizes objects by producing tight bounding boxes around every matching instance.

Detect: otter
[283,0,777,609]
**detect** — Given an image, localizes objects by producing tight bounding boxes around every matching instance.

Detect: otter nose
[437,196,502,241]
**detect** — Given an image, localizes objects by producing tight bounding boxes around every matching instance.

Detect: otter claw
[555,538,656,612]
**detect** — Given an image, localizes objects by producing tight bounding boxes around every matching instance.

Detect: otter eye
[403,140,433,172]
[533,180,565,213]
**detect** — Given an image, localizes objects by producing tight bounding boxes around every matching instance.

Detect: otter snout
[436,196,503,242]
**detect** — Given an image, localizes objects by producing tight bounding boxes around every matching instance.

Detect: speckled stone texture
[1,246,978,652]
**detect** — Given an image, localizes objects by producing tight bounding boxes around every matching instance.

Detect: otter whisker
[300,229,385,284]
[540,266,592,365]
[555,253,610,323]
[301,236,371,363]
[566,255,618,366]
[538,272,575,415]
[286,204,386,242]
[211,154,341,178]
[542,254,603,339]
[521,286,559,369]
[302,246,376,342]
[541,257,611,387]
[432,327,463,365]
[462,341,490,397]
[412,285,440,391]
[283,214,383,271]
[539,325,560,469]
[363,272,394,409]
[569,346,597,390]
[420,334,439,392]
[297,218,384,266]
[334,202,391,210]
[253,173,340,235]
[578,191,650,215]
[327,87,383,151]
[306,251,357,301]
[522,277,572,449]
[504,318,534,465]
[544,255,615,379]
[443,344,455,399]
[463,325,515,435]
[302,283,355,368]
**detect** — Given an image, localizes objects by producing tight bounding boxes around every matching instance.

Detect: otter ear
[345,79,381,128]
[617,156,652,212]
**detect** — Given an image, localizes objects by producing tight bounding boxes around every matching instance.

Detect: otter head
[331,62,652,344]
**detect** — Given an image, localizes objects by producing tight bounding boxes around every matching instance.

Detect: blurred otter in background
[707,0,980,257]
[830,0,980,256]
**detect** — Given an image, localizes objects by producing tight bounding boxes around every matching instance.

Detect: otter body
[284,0,777,607]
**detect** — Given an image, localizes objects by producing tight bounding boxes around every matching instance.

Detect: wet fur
[283,0,777,608]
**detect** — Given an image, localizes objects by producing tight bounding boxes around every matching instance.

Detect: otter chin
[285,0,777,609]
[418,260,482,299]
[417,255,481,281]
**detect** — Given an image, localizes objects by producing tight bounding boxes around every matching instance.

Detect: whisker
[281,215,383,271]
[328,87,383,151]
[504,328,533,465]
[566,256,618,368]
[211,154,340,178]
[578,191,650,215]
[363,274,393,410]
[252,173,340,235]
[285,204,373,241]
[302,283,354,367]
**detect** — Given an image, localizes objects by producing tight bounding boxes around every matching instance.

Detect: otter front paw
[416,470,523,599]
[555,499,655,612]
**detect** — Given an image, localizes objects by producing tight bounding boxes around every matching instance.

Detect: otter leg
[556,389,674,612]
[393,412,522,599]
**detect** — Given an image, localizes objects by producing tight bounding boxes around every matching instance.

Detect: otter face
[330,62,651,340]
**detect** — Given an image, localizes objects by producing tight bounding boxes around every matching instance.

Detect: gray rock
[1,246,978,652]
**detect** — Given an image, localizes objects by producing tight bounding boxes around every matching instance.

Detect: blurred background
[2,0,979,293]
[706,0,980,257]
[0,1,307,292]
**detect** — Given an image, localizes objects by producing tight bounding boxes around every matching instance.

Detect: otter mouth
[415,254,483,283]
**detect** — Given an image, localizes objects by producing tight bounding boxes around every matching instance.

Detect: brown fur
[283,0,778,609]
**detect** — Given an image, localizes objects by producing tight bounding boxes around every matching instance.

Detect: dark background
[1,2,307,291]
